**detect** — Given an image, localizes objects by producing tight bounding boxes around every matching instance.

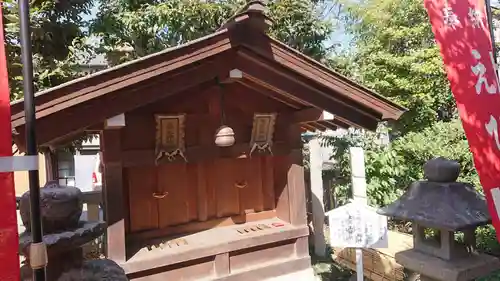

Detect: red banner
[424,0,500,239]
[0,5,21,280]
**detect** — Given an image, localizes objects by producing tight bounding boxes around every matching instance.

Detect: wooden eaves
[9,0,405,152]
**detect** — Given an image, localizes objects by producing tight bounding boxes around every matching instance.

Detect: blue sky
[83,3,98,21]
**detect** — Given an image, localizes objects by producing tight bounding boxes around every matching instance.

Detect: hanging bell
[214,125,235,147]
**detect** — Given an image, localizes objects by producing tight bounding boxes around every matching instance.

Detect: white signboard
[326,201,388,248]
[74,155,97,192]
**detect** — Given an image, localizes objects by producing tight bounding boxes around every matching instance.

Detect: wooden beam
[263,40,405,120]
[122,226,309,275]
[120,142,290,168]
[327,119,349,129]
[230,29,405,120]
[101,129,126,263]
[105,114,126,129]
[311,121,329,131]
[10,32,232,119]
[291,108,323,123]
[20,56,232,146]
[235,52,380,130]
[237,79,302,109]
[315,120,338,131]
[300,123,317,132]
[127,210,277,243]
[305,122,320,131]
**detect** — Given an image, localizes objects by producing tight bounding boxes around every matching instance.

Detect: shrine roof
[10,0,405,148]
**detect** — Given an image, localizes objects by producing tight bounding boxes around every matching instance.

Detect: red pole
[0,4,21,281]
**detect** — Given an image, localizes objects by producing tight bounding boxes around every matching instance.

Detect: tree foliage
[90,0,335,65]
[325,119,478,208]
[335,0,455,135]
[3,0,94,100]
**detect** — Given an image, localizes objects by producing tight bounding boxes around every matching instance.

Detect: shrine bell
[377,157,500,281]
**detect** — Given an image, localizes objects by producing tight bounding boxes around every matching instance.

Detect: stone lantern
[19,181,128,280]
[378,157,500,281]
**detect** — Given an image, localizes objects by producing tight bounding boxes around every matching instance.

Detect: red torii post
[0,4,21,281]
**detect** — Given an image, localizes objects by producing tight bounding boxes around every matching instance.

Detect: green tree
[335,0,455,135]
[3,0,94,100]
[90,0,336,65]
[325,119,477,208]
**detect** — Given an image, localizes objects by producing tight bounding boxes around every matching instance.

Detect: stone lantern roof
[377,157,491,231]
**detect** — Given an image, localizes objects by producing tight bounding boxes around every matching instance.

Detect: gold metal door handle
[235,181,248,189]
[153,192,169,199]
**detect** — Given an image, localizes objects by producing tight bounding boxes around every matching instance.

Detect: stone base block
[264,267,318,281]
[395,249,500,281]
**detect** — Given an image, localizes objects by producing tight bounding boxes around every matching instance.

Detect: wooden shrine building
[10,1,405,280]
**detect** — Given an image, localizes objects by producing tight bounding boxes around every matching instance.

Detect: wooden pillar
[101,129,126,263]
[287,124,307,226]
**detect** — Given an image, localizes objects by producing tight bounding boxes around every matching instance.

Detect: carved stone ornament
[249,113,277,156]
[20,181,83,234]
[155,114,187,164]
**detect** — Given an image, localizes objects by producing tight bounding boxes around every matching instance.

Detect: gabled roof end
[219,0,272,32]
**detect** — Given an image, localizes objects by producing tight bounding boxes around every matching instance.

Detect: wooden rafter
[15,62,229,148]
[235,53,381,130]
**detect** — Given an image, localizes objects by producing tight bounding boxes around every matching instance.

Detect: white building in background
[56,135,101,191]
[55,54,108,191]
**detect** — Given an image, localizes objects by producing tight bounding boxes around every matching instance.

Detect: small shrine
[10,1,405,280]
[378,157,500,281]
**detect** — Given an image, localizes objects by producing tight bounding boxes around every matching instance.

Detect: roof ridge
[218,0,272,32]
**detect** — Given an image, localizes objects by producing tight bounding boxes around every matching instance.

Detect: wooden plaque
[155,114,187,163]
[250,113,277,156]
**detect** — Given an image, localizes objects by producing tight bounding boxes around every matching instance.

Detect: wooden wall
[120,83,296,236]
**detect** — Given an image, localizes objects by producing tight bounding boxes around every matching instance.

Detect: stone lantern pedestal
[19,181,128,281]
[378,157,500,281]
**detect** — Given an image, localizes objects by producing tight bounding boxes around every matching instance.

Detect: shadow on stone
[57,259,128,281]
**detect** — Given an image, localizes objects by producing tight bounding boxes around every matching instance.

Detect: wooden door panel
[128,166,159,232]
[239,157,264,214]
[196,162,209,221]
[204,160,218,220]
[157,163,190,227]
[186,163,199,222]
[210,158,240,218]
[261,156,275,210]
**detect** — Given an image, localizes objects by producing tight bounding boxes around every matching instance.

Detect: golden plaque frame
[155,114,187,164]
[249,113,277,156]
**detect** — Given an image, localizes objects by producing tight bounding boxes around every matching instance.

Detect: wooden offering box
[9,1,404,279]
